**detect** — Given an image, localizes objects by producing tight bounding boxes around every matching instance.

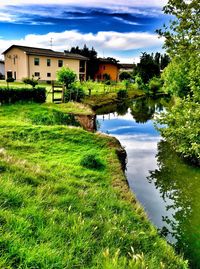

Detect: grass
[0,80,144,106]
[0,103,188,268]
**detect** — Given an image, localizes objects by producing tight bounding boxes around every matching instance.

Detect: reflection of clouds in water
[98,113,175,237]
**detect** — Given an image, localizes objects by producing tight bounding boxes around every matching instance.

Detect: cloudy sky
[0,0,170,63]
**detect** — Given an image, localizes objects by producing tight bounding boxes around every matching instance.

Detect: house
[0,60,5,78]
[119,63,135,73]
[94,58,120,82]
[2,45,88,82]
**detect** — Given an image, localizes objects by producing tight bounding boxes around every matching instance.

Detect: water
[96,97,200,268]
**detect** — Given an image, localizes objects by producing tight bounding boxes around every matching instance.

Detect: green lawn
[0,103,188,268]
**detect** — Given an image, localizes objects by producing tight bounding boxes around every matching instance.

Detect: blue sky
[0,0,170,62]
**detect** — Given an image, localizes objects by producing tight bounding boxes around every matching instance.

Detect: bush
[6,77,15,83]
[64,84,85,102]
[0,87,46,104]
[157,98,200,165]
[117,89,128,100]
[57,67,77,88]
[119,71,133,81]
[80,153,105,170]
[148,77,163,94]
[22,77,38,88]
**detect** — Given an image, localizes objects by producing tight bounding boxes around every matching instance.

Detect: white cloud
[0,0,168,8]
[0,30,164,61]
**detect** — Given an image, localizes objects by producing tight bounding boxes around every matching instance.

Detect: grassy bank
[83,89,144,110]
[0,103,188,268]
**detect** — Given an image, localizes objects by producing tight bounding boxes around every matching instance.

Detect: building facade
[119,63,135,73]
[3,45,87,82]
[94,58,120,82]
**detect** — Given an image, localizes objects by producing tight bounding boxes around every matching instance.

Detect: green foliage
[161,58,191,97]
[119,72,132,81]
[117,89,128,100]
[156,0,200,164]
[0,87,46,104]
[64,83,85,102]
[22,77,39,88]
[148,77,163,94]
[56,67,77,88]
[103,73,111,81]
[80,153,105,170]
[6,77,15,83]
[134,52,161,83]
[157,98,200,165]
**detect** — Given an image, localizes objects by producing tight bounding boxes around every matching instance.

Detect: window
[58,59,63,67]
[79,60,85,73]
[34,58,40,66]
[47,59,51,66]
[102,65,106,70]
[47,73,51,77]
[34,72,40,77]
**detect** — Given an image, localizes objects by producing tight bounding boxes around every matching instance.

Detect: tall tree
[65,45,99,80]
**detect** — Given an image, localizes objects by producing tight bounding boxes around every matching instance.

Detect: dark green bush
[80,154,105,170]
[22,77,38,88]
[117,89,128,100]
[6,77,15,83]
[0,87,46,104]
[64,84,85,102]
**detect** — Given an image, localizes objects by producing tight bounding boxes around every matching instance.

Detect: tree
[156,0,200,165]
[56,67,77,88]
[156,0,200,98]
[65,45,99,80]
[134,52,160,83]
[119,71,133,81]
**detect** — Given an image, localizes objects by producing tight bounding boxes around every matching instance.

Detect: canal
[96,96,200,269]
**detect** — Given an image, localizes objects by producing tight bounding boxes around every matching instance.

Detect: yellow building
[2,45,87,82]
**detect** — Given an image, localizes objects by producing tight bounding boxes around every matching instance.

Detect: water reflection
[148,140,200,268]
[97,96,200,268]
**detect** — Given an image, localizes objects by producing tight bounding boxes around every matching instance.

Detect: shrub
[64,84,85,102]
[119,71,133,81]
[148,77,163,94]
[0,87,46,104]
[56,67,77,88]
[103,73,111,81]
[117,89,128,100]
[80,153,105,170]
[22,77,39,88]
[6,77,15,83]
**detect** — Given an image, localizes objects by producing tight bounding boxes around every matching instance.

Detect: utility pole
[50,38,53,49]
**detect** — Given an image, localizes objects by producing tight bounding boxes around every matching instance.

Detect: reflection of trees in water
[129,96,169,123]
[148,140,200,268]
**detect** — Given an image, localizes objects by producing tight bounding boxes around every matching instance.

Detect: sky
[0,0,170,63]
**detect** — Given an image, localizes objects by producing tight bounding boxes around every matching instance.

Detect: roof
[2,45,88,61]
[119,63,135,69]
[98,57,120,66]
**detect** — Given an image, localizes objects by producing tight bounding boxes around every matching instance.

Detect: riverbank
[0,103,188,268]
[83,89,144,110]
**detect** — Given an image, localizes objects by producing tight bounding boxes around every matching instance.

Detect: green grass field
[0,103,188,268]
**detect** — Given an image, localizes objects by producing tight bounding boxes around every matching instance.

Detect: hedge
[0,87,46,104]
